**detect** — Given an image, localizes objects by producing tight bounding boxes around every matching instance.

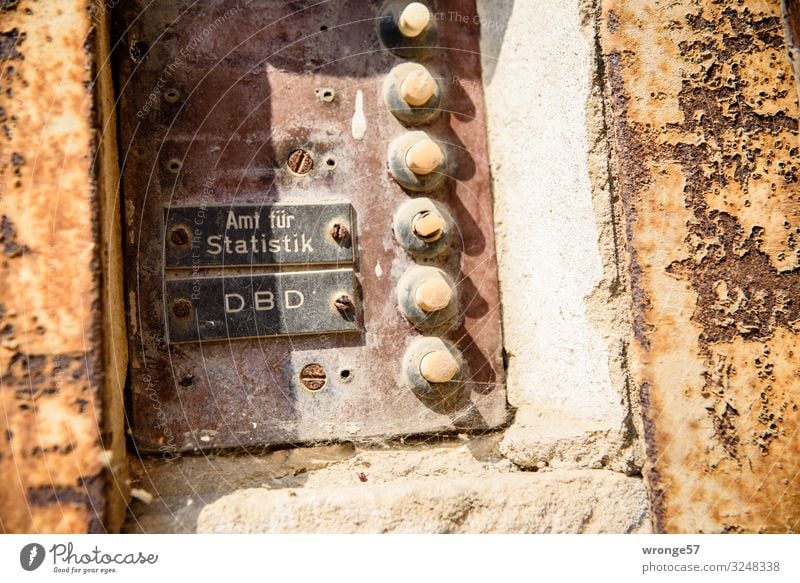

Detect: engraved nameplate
[164,203,355,268]
[165,269,359,343]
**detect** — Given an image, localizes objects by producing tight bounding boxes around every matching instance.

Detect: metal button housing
[393,198,454,258]
[383,63,442,125]
[402,337,464,399]
[388,131,447,192]
[396,266,458,329]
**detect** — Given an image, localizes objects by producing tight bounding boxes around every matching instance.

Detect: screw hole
[167,159,182,173]
[324,155,337,170]
[317,87,336,103]
[340,369,353,383]
[164,88,180,103]
[320,25,328,32]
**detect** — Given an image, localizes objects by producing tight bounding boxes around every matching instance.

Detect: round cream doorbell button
[378,1,438,58]
[400,66,437,106]
[383,63,441,125]
[412,210,446,242]
[388,131,447,191]
[414,276,453,313]
[398,2,431,38]
[393,198,454,258]
[406,138,443,176]
[402,337,464,398]
[397,266,457,329]
[419,350,459,383]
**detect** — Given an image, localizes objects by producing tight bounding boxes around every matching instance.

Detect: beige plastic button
[405,138,443,175]
[398,2,431,38]
[414,275,452,312]
[400,66,436,106]
[419,350,458,383]
[412,210,446,242]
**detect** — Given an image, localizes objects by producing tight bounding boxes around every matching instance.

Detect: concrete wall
[124,0,650,534]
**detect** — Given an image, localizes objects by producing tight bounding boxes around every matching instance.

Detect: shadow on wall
[476,0,515,83]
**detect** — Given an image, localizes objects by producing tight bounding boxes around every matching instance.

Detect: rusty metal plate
[601,0,800,532]
[165,202,356,268]
[166,269,359,343]
[115,0,506,452]
[0,0,124,533]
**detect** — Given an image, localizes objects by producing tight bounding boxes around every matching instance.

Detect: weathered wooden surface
[0,0,127,533]
[601,0,800,532]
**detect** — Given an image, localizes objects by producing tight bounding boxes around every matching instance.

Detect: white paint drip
[351,90,367,140]
[375,260,383,278]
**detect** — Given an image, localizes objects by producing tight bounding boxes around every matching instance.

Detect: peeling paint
[0,0,113,534]
[601,0,800,532]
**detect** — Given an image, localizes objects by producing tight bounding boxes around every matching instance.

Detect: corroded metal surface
[601,0,800,532]
[0,0,121,533]
[784,1,800,102]
[115,0,505,452]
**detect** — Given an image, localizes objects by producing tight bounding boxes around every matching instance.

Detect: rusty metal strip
[601,0,800,532]
[783,1,800,102]
[0,0,122,533]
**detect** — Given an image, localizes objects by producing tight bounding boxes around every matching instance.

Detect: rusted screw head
[334,294,355,315]
[287,149,314,175]
[172,299,192,319]
[299,363,327,391]
[419,350,458,383]
[399,2,431,38]
[330,222,350,245]
[169,225,191,248]
[412,210,446,242]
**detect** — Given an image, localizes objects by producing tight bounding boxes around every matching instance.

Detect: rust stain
[782,0,800,101]
[601,0,800,532]
[0,0,113,533]
[114,0,505,452]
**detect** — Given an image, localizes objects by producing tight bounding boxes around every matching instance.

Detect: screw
[299,363,327,391]
[172,299,192,319]
[334,294,354,316]
[169,225,191,248]
[330,222,350,245]
[287,149,314,175]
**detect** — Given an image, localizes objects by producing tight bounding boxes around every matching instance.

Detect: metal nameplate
[166,269,359,343]
[164,203,355,268]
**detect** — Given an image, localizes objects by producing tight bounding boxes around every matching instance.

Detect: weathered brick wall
[0,0,126,533]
